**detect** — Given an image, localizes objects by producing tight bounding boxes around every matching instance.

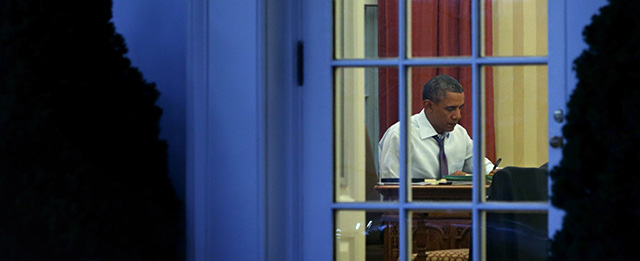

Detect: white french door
[297,0,607,260]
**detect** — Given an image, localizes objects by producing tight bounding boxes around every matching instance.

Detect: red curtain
[378,0,496,162]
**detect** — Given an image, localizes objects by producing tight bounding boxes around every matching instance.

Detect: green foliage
[549,0,640,259]
[0,0,182,259]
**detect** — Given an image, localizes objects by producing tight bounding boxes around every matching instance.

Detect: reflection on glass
[486,211,549,260]
[334,0,388,59]
[335,67,397,202]
[408,210,471,260]
[482,0,548,57]
[408,0,472,58]
[335,210,393,261]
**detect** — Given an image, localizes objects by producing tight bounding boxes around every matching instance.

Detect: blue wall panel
[187,0,264,260]
[206,1,263,259]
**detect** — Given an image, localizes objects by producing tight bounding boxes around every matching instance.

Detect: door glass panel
[332,0,550,259]
[334,0,395,59]
[335,210,395,261]
[407,0,472,58]
[482,65,548,195]
[335,67,397,202]
[486,211,549,260]
[408,210,472,260]
[482,0,548,57]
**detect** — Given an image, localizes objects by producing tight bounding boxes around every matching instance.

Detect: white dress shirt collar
[416,109,450,140]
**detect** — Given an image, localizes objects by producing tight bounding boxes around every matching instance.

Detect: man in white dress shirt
[378,74,497,179]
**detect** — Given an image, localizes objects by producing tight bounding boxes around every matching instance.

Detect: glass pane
[408,0,472,58]
[482,0,548,57]
[335,67,398,202]
[486,211,549,260]
[334,0,397,59]
[335,210,396,261]
[482,65,549,202]
[408,210,471,260]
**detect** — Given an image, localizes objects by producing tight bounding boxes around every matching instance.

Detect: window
[332,0,548,260]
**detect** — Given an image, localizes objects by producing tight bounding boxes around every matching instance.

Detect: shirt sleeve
[462,131,474,173]
[461,130,495,174]
[378,130,400,178]
[465,156,495,174]
[483,158,495,174]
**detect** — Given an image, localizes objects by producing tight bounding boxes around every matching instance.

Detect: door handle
[553,109,564,123]
[549,136,564,148]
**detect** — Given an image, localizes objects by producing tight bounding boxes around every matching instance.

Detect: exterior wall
[186,0,264,260]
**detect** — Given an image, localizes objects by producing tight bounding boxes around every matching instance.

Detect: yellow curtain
[491,0,548,168]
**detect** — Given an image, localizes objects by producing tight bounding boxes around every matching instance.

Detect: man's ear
[423,99,433,112]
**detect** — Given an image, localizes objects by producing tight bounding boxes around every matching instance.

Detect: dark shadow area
[486,166,549,261]
[0,1,184,259]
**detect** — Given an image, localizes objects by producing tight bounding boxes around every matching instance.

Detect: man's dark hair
[422,74,464,103]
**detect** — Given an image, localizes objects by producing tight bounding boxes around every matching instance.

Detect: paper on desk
[451,181,473,185]
[379,179,448,185]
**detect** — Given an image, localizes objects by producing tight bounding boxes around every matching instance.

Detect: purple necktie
[433,135,448,179]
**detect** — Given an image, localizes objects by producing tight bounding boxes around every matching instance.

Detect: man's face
[423,91,465,134]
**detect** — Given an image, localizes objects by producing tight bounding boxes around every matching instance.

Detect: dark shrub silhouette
[0,1,182,259]
[550,0,640,259]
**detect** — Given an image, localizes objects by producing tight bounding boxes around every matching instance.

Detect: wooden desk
[375,184,477,201]
[375,184,486,260]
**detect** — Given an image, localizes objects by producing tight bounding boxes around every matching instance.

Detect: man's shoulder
[453,124,468,132]
[451,124,471,138]
[383,117,421,135]
[382,122,401,136]
[381,113,424,140]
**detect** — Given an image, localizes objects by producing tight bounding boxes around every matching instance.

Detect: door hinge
[296,41,303,86]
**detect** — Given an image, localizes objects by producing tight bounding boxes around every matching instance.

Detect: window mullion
[471,63,483,261]
[330,201,550,212]
[471,0,483,260]
[397,0,409,260]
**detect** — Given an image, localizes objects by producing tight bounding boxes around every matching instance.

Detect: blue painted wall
[111,0,187,200]
[184,0,264,259]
